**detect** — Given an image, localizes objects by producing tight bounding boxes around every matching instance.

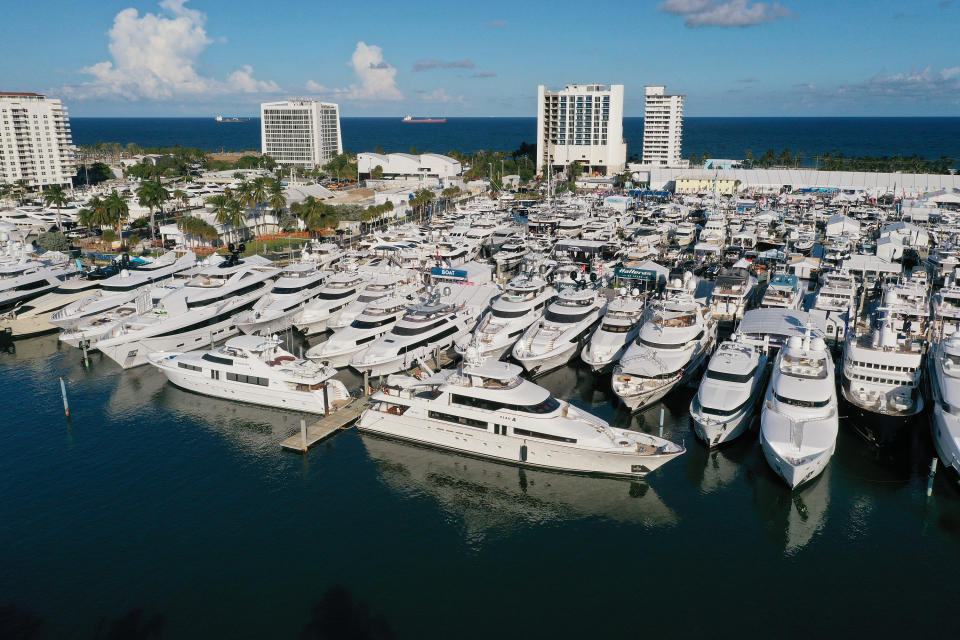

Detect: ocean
[1,334,959,639]
[70,117,960,164]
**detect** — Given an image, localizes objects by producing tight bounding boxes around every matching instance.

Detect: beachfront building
[674,173,739,195]
[641,85,684,168]
[0,92,76,188]
[260,99,342,167]
[357,152,462,183]
[535,83,626,177]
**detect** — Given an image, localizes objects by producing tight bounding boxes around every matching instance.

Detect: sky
[3,0,959,117]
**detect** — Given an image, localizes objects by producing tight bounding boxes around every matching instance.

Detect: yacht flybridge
[512,287,606,376]
[760,331,838,489]
[461,273,556,360]
[236,261,328,335]
[580,290,646,374]
[357,345,685,477]
[148,334,349,413]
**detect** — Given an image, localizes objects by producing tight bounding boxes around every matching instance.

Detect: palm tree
[103,190,130,246]
[250,177,270,236]
[172,189,188,211]
[268,180,287,228]
[136,180,170,244]
[235,180,254,234]
[209,196,245,243]
[176,216,218,248]
[42,184,69,231]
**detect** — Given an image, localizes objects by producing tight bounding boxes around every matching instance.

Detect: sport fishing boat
[460,273,556,360]
[349,295,480,376]
[580,290,646,374]
[612,296,717,412]
[89,255,279,369]
[357,345,685,477]
[760,331,838,489]
[927,335,960,477]
[839,323,924,445]
[690,337,769,447]
[148,334,350,413]
[512,288,607,376]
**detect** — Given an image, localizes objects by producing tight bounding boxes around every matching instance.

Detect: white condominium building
[642,86,685,167]
[536,83,626,176]
[261,99,343,167]
[0,92,76,188]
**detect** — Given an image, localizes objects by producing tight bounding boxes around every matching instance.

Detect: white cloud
[63,0,280,100]
[305,80,333,93]
[418,88,465,105]
[343,42,403,101]
[660,0,792,27]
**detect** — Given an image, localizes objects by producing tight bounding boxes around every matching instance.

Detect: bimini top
[738,309,826,340]
[768,273,800,290]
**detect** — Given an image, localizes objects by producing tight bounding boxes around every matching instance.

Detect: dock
[280,397,371,453]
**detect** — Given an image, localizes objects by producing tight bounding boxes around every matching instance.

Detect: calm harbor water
[70,117,960,164]
[2,333,959,639]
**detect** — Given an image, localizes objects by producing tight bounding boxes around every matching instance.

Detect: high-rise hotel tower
[0,92,76,188]
[641,85,685,167]
[536,83,626,176]
[260,99,342,167]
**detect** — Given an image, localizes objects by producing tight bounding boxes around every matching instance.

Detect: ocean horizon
[69,116,960,165]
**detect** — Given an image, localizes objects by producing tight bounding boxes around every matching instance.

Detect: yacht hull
[514,342,578,378]
[691,410,755,448]
[357,412,682,477]
[930,406,960,476]
[98,317,238,369]
[839,385,923,447]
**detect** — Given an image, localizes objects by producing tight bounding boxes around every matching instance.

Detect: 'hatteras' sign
[614,267,658,280]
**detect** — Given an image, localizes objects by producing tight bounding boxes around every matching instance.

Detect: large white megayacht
[759,274,804,310]
[461,273,556,360]
[235,260,328,336]
[612,293,717,412]
[305,295,409,368]
[926,335,960,477]
[512,287,607,376]
[293,269,369,336]
[326,268,422,332]
[839,322,924,445]
[0,238,79,313]
[357,344,685,477]
[580,290,646,374]
[91,254,279,369]
[810,270,858,345]
[52,249,197,340]
[760,331,839,489]
[148,334,350,413]
[709,264,757,326]
[690,336,769,448]
[349,286,496,377]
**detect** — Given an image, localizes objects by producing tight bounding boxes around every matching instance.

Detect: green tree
[744,149,754,168]
[249,177,270,236]
[42,184,69,231]
[37,231,71,252]
[371,165,384,180]
[268,180,287,229]
[103,190,130,243]
[136,180,170,243]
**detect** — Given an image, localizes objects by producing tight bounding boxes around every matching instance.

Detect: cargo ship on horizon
[215,115,251,123]
[402,115,446,123]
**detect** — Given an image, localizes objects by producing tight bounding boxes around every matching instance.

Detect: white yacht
[673,222,697,247]
[89,256,279,368]
[148,334,350,413]
[357,347,685,477]
[580,291,646,374]
[0,244,79,313]
[839,323,924,445]
[512,288,607,376]
[690,337,769,447]
[709,266,757,326]
[0,266,116,339]
[327,268,422,331]
[927,335,960,477]
[235,261,328,335]
[306,296,408,368]
[612,296,717,412]
[932,272,960,337]
[877,278,929,339]
[293,269,369,336]
[51,250,197,336]
[349,296,480,376]
[760,332,838,489]
[811,271,858,344]
[460,274,555,360]
[759,274,803,310]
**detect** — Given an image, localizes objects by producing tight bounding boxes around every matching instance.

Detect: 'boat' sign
[430,267,468,279]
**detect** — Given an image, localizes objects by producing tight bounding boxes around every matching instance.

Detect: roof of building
[0,92,43,97]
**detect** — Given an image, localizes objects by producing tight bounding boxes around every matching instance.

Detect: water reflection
[749,455,832,555]
[363,434,678,546]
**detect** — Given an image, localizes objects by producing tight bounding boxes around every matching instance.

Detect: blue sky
[4,0,959,117]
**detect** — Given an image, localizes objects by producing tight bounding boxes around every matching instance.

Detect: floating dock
[280,397,371,453]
